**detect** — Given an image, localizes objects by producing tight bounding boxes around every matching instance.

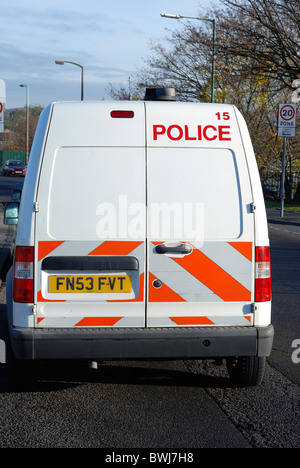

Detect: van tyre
[226,356,266,387]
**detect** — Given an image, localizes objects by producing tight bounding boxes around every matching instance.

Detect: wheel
[226,356,266,387]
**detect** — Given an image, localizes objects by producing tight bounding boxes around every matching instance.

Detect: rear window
[147,148,242,240]
[47,147,242,241]
[48,147,145,240]
[9,160,23,166]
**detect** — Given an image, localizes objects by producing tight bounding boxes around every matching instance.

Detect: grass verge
[265,201,300,213]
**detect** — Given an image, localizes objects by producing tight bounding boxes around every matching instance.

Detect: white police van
[4,88,273,386]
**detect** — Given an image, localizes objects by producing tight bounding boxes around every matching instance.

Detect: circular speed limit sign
[278,103,297,137]
[0,102,3,114]
[280,104,296,121]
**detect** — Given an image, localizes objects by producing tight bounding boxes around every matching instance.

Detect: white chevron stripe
[149,242,222,302]
[194,241,252,290]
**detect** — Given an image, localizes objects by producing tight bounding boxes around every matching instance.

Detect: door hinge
[250,202,256,213]
[34,202,40,212]
[32,304,37,315]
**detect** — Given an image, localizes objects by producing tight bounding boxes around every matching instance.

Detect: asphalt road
[0,174,24,202]
[0,177,299,449]
[268,223,300,386]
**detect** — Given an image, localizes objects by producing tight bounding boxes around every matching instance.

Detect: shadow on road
[0,359,233,393]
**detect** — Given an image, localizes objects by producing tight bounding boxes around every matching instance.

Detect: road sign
[278,103,297,137]
[277,103,297,217]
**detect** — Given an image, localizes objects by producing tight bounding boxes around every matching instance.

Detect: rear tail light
[13,246,34,303]
[255,246,271,302]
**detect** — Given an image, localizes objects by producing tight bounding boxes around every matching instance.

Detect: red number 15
[216,112,230,120]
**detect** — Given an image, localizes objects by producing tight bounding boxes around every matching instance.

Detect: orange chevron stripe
[169,316,214,325]
[75,317,123,327]
[228,242,253,262]
[38,241,64,261]
[148,272,186,302]
[173,248,251,302]
[89,241,143,256]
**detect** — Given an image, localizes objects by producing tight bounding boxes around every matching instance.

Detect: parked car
[3,160,26,176]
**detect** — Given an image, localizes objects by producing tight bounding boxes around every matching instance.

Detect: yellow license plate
[49,275,132,293]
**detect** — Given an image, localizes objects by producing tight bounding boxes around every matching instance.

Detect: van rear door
[34,102,146,328]
[146,102,255,327]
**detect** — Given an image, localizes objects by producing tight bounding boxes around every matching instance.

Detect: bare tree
[106,0,300,181]
[218,0,300,91]
[108,0,299,101]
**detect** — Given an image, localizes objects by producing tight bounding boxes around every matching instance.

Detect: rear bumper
[9,324,274,360]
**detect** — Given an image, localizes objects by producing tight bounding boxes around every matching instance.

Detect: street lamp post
[55,60,84,100]
[19,84,29,164]
[161,13,216,103]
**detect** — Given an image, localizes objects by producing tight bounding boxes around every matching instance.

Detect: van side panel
[234,107,269,246]
[15,104,52,248]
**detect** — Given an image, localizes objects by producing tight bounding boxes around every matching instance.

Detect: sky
[0,0,220,109]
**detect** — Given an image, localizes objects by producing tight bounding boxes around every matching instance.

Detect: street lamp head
[161,13,183,19]
[20,84,28,88]
[55,60,65,65]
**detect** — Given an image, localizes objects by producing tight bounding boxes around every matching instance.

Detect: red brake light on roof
[13,246,34,303]
[110,110,134,118]
[255,246,271,302]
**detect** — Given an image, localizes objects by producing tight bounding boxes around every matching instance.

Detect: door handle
[155,243,192,255]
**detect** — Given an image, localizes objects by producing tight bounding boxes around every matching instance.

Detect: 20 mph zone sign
[278,103,297,137]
